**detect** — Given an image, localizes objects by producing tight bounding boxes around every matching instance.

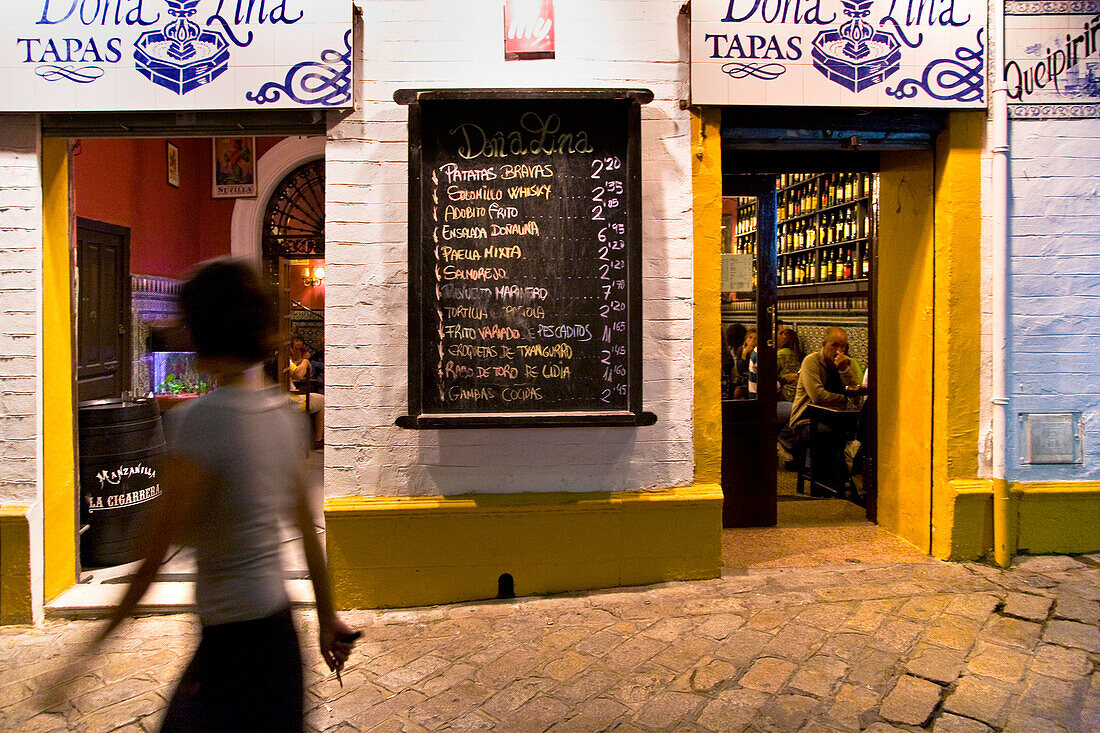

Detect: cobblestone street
[3,555,1099,732]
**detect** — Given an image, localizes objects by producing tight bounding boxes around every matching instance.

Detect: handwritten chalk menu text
[396,89,655,428]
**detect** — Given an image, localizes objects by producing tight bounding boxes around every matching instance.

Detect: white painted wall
[0,114,40,506]
[324,0,694,496]
[1006,117,1100,482]
[979,112,994,477]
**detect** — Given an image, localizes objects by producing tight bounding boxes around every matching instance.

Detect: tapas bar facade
[0,0,716,623]
[1,0,1099,624]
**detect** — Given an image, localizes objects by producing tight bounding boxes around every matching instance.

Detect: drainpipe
[990,2,1012,567]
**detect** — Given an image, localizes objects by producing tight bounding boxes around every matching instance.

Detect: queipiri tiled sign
[1005,1,1100,119]
[0,0,351,111]
[690,0,987,107]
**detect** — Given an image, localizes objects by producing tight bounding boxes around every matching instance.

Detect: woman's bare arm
[291,463,356,672]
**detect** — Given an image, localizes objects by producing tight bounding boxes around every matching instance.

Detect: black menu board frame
[395,88,656,429]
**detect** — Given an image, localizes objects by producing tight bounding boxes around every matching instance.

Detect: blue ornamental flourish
[35,65,105,83]
[1005,1,1100,15]
[1010,103,1099,119]
[886,29,985,103]
[246,30,352,106]
[721,62,786,80]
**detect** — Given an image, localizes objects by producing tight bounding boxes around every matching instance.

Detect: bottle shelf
[779,279,869,296]
[723,171,877,295]
[779,236,869,254]
[777,196,870,226]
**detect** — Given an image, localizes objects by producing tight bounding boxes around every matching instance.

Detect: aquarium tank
[147,352,214,398]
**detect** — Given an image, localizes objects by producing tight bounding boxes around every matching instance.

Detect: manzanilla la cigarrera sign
[691,0,988,107]
[0,0,352,111]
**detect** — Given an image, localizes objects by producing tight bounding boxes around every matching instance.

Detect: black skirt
[160,606,303,732]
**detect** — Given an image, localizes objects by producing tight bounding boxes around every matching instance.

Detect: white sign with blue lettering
[1005,1,1100,119]
[1,0,351,111]
[691,0,987,107]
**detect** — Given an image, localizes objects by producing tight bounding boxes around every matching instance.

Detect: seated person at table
[288,335,324,448]
[775,326,803,426]
[726,323,752,396]
[777,327,803,403]
[721,323,747,399]
[782,327,860,450]
[737,328,757,399]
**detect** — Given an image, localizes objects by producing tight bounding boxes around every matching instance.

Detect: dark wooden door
[76,219,131,402]
[865,201,878,522]
[721,176,779,527]
[278,258,292,390]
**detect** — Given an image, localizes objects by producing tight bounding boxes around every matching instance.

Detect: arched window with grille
[261,158,325,388]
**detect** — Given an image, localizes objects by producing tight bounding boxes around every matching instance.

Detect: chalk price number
[591,159,629,403]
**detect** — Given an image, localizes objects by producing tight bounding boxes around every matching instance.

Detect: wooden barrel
[78,398,166,567]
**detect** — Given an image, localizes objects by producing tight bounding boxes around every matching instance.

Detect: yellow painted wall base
[325,485,723,609]
[932,480,994,561]
[1014,482,1100,555]
[0,506,32,624]
[931,479,1100,560]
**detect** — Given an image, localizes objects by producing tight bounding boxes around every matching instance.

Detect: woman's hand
[741,332,758,359]
[319,614,359,674]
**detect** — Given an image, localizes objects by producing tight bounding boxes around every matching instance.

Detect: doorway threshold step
[46,579,316,620]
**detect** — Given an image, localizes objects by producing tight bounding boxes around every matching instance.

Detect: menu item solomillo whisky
[401,94,648,425]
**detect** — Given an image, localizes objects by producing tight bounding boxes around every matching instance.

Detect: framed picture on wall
[166,141,180,188]
[212,137,256,198]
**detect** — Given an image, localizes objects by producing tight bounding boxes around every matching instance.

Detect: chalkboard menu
[395,89,656,429]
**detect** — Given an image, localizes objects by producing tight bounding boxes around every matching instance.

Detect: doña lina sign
[2,0,352,111]
[690,0,987,108]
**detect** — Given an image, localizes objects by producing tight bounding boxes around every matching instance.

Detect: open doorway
[711,106,947,564]
[66,135,326,593]
[720,168,877,528]
[260,159,327,450]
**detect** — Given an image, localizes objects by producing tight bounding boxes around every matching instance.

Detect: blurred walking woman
[96,260,356,732]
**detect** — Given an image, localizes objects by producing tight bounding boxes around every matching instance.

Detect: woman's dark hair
[779,326,804,362]
[787,329,804,362]
[725,322,747,354]
[179,259,275,363]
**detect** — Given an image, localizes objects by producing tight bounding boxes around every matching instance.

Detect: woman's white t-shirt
[168,385,301,626]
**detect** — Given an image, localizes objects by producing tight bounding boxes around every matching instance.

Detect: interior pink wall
[73,136,283,277]
[289,259,326,311]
